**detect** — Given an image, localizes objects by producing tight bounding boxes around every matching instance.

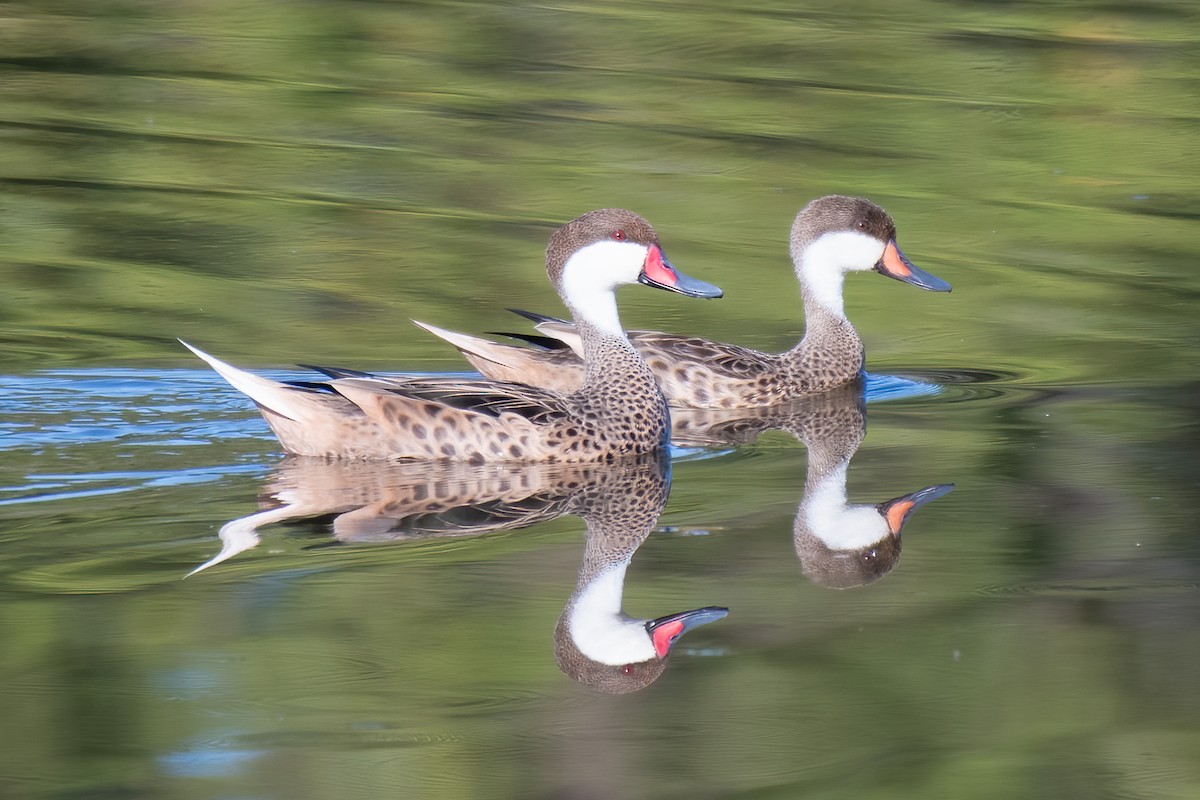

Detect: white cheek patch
[568,563,658,665]
[801,465,891,550]
[560,240,649,337]
[800,230,886,316]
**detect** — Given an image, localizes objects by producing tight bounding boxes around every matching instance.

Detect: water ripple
[0,464,265,507]
[973,579,1200,598]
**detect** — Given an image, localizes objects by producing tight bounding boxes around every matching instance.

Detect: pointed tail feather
[530,319,583,358]
[506,310,583,357]
[508,308,569,325]
[485,331,572,351]
[411,319,528,367]
[179,340,325,422]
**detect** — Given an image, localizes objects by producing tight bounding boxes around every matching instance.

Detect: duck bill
[877,483,955,535]
[873,241,952,292]
[638,246,724,299]
[645,606,729,658]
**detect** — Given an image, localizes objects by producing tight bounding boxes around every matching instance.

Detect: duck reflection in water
[672,382,954,589]
[190,452,726,693]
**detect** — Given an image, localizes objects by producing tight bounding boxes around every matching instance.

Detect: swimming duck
[182,208,722,461]
[416,195,950,409]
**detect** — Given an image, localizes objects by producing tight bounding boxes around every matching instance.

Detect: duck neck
[780,276,865,384]
[795,412,868,549]
[562,463,667,664]
[798,417,857,496]
[562,288,670,450]
[574,317,654,386]
[799,281,859,345]
[571,455,669,578]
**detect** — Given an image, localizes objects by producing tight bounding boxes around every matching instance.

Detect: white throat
[798,230,886,318]
[801,463,891,550]
[559,240,649,338]
[567,562,657,665]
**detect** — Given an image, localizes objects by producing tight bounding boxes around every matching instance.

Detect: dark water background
[2,1,1199,798]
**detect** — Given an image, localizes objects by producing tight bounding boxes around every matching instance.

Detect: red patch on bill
[879,241,913,277]
[885,500,915,534]
[642,246,677,287]
[651,619,684,657]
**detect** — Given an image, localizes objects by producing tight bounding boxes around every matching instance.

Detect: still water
[2,0,1199,798]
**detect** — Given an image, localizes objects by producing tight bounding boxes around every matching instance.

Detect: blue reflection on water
[158,745,266,778]
[0,369,270,451]
[865,372,941,402]
[0,465,266,507]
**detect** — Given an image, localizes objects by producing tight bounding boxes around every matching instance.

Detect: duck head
[548,208,723,337]
[789,195,951,316]
[797,480,955,589]
[555,602,729,694]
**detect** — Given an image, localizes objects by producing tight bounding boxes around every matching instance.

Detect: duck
[416,195,951,409]
[181,208,722,461]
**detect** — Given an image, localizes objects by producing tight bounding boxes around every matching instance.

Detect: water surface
[2,1,1199,799]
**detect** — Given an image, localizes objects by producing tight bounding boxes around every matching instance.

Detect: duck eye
[621,665,634,675]
[855,220,867,231]
[612,229,626,241]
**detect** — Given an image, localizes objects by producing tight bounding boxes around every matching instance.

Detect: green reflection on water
[2,0,1198,386]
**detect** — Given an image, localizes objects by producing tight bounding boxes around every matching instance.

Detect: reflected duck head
[796,483,955,589]
[555,605,728,694]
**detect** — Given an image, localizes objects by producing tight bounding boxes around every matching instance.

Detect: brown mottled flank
[186,208,698,462]
[424,196,946,409]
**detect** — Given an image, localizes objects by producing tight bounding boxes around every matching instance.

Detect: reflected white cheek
[801,464,891,550]
[567,564,658,665]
